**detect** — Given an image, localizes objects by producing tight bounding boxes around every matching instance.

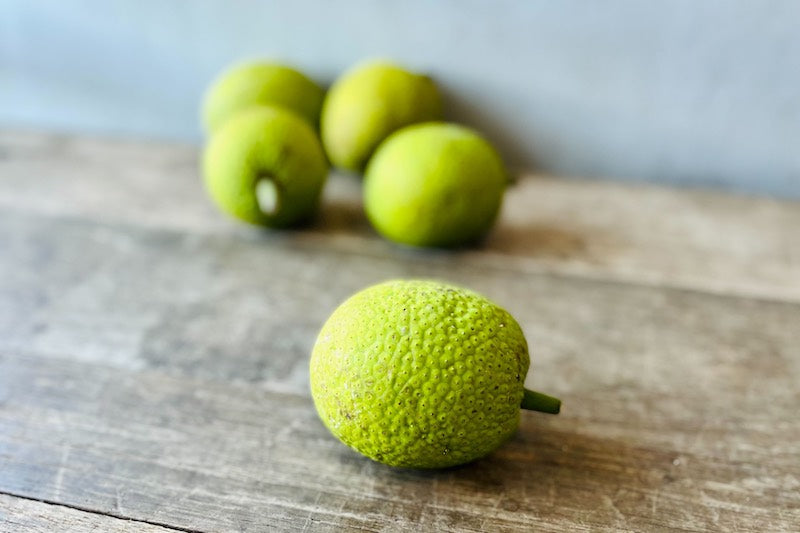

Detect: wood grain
[1,130,799,531]
[1,208,799,531]
[0,130,798,302]
[2,208,799,400]
[0,494,175,533]
[1,351,798,532]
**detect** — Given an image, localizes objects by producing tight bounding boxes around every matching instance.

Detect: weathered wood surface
[0,494,173,533]
[1,130,799,531]
[1,131,798,302]
[2,349,798,532]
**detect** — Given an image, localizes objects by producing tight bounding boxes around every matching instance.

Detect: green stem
[521,389,561,414]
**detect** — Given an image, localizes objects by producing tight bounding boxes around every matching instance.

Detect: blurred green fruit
[202,106,329,228]
[202,62,324,133]
[364,123,507,247]
[320,60,443,172]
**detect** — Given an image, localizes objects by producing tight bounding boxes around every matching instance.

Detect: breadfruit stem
[521,389,561,414]
[255,175,281,216]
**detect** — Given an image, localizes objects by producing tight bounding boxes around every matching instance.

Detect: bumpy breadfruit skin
[310,280,530,468]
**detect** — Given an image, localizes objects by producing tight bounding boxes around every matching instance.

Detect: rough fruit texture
[202,62,324,133]
[364,123,507,248]
[310,280,530,468]
[202,106,328,227]
[320,60,443,171]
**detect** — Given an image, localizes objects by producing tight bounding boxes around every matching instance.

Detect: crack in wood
[0,490,207,533]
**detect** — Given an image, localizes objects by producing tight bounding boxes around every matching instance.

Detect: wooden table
[0,131,798,532]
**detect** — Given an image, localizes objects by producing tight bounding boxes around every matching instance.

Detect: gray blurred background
[2,0,798,197]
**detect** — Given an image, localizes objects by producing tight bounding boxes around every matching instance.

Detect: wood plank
[0,494,175,533]
[1,352,798,533]
[1,210,799,531]
[1,130,798,302]
[2,208,799,398]
[2,131,799,530]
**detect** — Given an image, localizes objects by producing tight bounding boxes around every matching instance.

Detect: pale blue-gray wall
[2,1,799,197]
